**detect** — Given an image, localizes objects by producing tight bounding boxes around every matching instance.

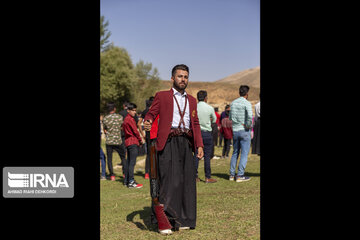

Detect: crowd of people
[100,64,260,235]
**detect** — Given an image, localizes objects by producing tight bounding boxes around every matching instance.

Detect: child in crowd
[122,103,144,188]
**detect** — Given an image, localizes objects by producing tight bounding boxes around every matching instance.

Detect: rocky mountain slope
[159,66,260,112]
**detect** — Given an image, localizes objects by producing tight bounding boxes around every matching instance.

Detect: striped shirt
[229,97,253,131]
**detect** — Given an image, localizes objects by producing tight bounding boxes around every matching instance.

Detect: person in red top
[122,102,145,188]
[213,107,221,147]
[150,115,159,140]
[144,64,203,235]
[220,109,233,158]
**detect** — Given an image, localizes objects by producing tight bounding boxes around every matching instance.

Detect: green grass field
[100,140,260,240]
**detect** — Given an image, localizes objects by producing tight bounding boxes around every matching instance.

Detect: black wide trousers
[157,135,197,228]
[251,118,260,155]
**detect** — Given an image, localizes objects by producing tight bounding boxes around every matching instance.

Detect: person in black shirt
[138,96,154,179]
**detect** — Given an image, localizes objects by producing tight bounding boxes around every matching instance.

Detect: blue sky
[100,0,260,82]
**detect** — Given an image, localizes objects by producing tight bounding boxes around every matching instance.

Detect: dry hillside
[217,66,260,88]
[159,67,260,113]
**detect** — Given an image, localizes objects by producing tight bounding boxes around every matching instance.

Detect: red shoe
[155,204,172,233]
[110,175,116,181]
[144,173,149,179]
[127,181,143,188]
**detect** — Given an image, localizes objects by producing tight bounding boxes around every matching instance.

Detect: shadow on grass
[210,173,229,180]
[134,170,146,177]
[245,172,260,177]
[110,171,146,183]
[212,171,260,180]
[126,207,158,233]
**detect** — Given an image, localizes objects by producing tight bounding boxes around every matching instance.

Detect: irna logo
[3,167,74,198]
[8,172,69,188]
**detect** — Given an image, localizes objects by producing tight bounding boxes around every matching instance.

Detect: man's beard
[173,81,187,91]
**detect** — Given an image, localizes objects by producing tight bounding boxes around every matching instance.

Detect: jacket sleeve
[192,100,204,148]
[132,119,143,143]
[245,102,253,128]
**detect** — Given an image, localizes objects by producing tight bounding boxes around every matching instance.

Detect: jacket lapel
[168,88,174,119]
[189,96,194,120]
[188,95,195,128]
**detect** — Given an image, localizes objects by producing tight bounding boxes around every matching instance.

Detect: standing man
[119,101,129,119]
[213,107,221,147]
[138,96,155,179]
[195,90,217,183]
[229,85,253,182]
[119,101,139,167]
[119,101,129,153]
[252,94,260,155]
[103,102,126,181]
[123,103,144,188]
[100,119,106,180]
[220,108,233,159]
[144,64,204,235]
[219,104,230,147]
[210,107,220,160]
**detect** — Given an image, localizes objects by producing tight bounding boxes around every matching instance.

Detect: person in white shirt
[252,96,260,155]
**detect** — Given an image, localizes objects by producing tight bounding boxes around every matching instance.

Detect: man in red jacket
[123,102,145,188]
[144,64,204,235]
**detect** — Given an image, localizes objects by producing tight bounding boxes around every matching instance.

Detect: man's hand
[197,147,204,159]
[144,119,152,131]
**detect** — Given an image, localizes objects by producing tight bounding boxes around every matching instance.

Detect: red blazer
[123,114,142,147]
[144,89,203,152]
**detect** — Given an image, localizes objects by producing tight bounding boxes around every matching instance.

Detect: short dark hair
[197,90,207,101]
[127,102,137,110]
[146,96,155,108]
[239,85,250,96]
[225,104,230,110]
[171,64,189,77]
[107,102,116,112]
[122,101,129,109]
[214,107,219,112]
